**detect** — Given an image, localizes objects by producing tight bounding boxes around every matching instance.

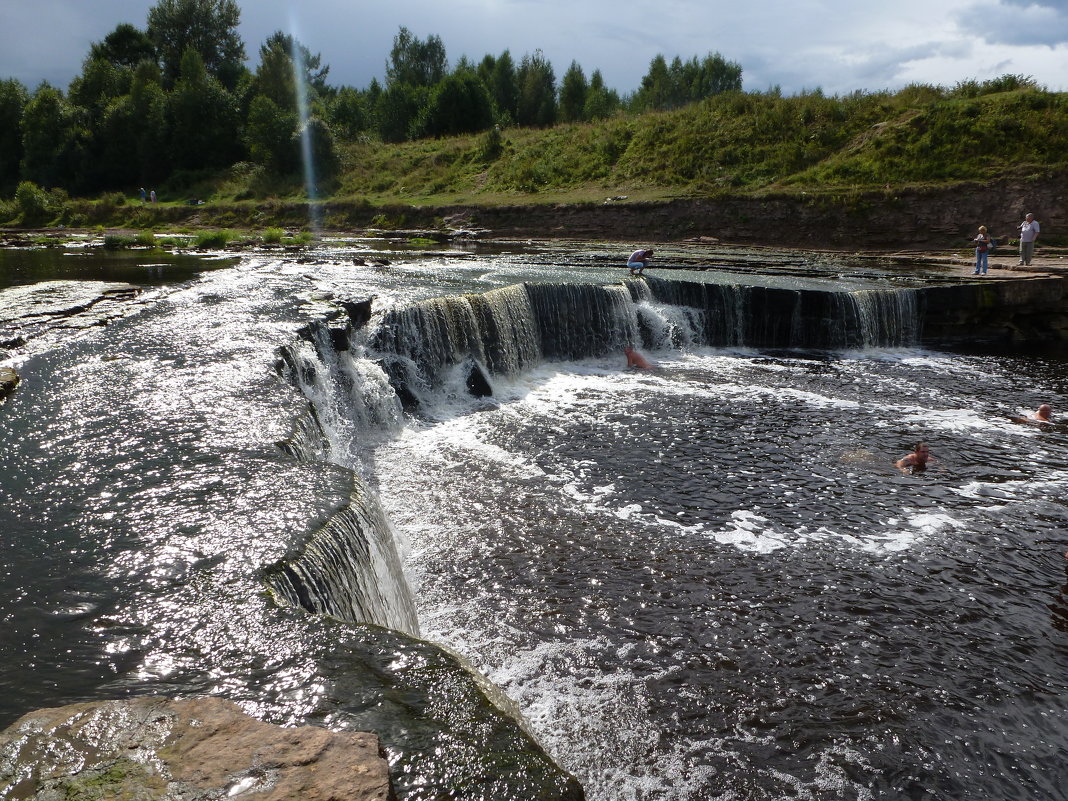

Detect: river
[1,239,1067,801]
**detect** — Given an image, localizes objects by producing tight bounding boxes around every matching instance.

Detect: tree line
[0,0,742,198]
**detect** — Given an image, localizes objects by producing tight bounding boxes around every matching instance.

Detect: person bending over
[628,248,653,276]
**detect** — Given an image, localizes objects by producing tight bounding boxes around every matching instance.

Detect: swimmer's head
[1038,403,1053,419]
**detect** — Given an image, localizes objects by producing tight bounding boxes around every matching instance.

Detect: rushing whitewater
[2,241,1067,801]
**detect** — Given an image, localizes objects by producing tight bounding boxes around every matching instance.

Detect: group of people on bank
[972,212,1041,275]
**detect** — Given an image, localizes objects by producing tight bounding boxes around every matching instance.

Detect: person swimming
[1011,403,1053,424]
[895,442,932,474]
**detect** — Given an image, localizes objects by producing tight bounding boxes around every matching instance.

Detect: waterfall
[272,320,414,635]
[640,276,920,350]
[270,275,922,637]
[265,486,421,636]
[850,288,921,348]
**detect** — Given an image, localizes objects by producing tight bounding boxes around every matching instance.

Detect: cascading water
[362,277,924,411]
[271,318,416,634]
[265,482,420,635]
[274,274,926,642]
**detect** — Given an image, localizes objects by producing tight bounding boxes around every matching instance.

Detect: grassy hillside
[323,79,1068,204]
[5,78,1068,228]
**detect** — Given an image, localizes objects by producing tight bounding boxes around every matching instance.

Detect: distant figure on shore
[973,225,992,275]
[1012,403,1053,424]
[628,248,653,276]
[149,189,157,203]
[139,187,146,204]
[624,346,652,369]
[1018,213,1040,266]
[895,442,932,473]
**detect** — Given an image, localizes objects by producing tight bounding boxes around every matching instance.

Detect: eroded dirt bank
[417,176,1066,249]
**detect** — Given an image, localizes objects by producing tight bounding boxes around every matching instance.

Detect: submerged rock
[0,696,393,801]
[0,367,17,400]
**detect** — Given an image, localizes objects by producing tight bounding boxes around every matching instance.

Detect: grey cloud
[961,1,1068,45]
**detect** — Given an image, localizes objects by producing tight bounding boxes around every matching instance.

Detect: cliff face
[920,276,1068,347]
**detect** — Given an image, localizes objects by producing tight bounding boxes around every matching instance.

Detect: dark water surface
[2,242,1067,800]
[0,245,237,289]
[373,349,1068,800]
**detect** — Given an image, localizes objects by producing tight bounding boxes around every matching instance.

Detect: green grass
[11,78,1068,227]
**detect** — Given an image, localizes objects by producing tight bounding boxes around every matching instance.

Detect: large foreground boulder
[0,696,392,801]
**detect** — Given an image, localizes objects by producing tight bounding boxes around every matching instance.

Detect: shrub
[478,126,504,162]
[103,234,135,249]
[15,181,51,225]
[193,229,235,249]
[262,227,284,244]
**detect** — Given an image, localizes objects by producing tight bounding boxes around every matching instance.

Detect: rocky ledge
[0,696,393,801]
[0,280,141,353]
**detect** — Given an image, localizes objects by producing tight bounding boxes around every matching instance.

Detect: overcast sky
[4,0,1068,96]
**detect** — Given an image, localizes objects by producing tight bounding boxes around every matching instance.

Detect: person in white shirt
[1018,213,1040,266]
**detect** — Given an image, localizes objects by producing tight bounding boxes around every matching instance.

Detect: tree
[89,23,156,68]
[633,51,742,112]
[584,70,620,120]
[20,83,76,187]
[516,50,556,127]
[419,73,494,137]
[129,62,171,181]
[254,35,298,109]
[0,79,28,189]
[478,50,518,124]
[166,48,240,170]
[261,31,330,99]
[559,61,588,123]
[327,86,369,139]
[147,0,245,89]
[68,58,131,125]
[376,82,424,143]
[695,52,743,96]
[293,116,339,184]
[633,54,670,112]
[245,94,298,171]
[386,27,447,88]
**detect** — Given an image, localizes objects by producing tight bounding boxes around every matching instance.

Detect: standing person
[1018,212,1040,266]
[139,187,147,204]
[973,225,992,275]
[627,248,653,276]
[149,189,157,204]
